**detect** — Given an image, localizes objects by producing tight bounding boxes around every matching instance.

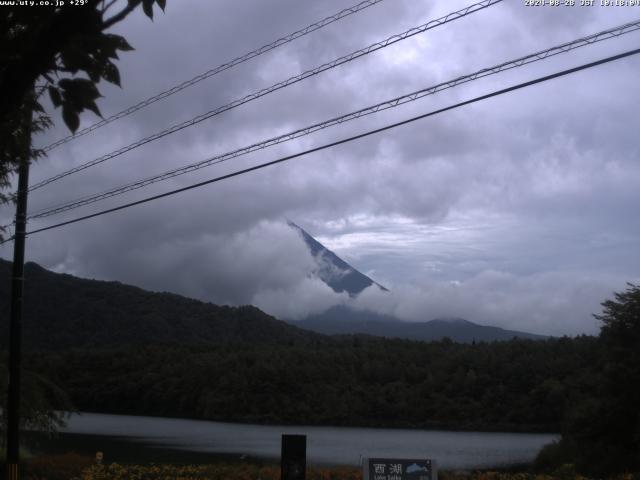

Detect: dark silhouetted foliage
[558,284,640,475]
[21,336,599,433]
[533,284,640,476]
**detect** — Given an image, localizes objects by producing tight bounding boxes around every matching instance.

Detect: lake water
[59,412,558,469]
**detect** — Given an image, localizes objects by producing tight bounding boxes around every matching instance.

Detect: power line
[29,0,503,192]
[40,0,387,153]
[10,47,638,243]
[27,19,640,221]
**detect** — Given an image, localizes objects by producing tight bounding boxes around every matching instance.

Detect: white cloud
[350,271,627,336]
[253,277,348,320]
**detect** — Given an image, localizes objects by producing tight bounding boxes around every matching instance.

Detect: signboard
[364,458,436,480]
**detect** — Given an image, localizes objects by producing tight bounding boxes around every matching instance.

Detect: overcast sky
[2,0,639,336]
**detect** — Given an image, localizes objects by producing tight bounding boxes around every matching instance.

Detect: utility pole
[5,119,31,480]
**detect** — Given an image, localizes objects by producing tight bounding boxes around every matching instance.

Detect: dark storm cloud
[2,0,640,335]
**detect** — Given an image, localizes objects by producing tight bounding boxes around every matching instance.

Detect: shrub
[26,452,94,480]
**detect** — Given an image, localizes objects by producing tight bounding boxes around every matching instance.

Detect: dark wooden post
[5,157,30,480]
[281,434,306,480]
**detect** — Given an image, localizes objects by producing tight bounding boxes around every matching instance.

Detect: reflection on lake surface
[63,412,558,468]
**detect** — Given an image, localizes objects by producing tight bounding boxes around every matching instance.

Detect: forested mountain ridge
[0,259,323,350]
[296,305,547,342]
[0,258,600,434]
[0,259,597,434]
[0,259,543,350]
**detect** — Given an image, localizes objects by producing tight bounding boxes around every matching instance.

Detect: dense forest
[23,336,597,432]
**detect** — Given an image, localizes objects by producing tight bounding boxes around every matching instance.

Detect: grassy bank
[14,454,640,480]
[22,455,361,480]
[75,465,640,480]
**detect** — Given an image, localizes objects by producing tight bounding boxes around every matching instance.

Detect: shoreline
[62,410,560,435]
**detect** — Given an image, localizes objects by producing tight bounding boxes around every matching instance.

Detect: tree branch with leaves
[0,0,167,440]
[0,0,166,195]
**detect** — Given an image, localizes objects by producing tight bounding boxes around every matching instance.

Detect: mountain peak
[287,221,387,296]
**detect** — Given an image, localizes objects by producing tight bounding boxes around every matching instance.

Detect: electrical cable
[40,0,387,153]
[29,0,503,191]
[27,19,640,221]
[4,47,635,244]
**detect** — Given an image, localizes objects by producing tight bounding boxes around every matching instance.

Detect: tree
[592,283,640,473]
[0,0,167,209]
[0,361,72,446]
[547,284,640,475]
